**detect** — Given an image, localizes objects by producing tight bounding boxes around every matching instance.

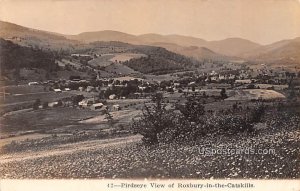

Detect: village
[23,63,299,112]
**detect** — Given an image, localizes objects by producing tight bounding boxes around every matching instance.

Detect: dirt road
[0,135,142,164]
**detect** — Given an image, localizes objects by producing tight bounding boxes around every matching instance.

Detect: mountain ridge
[1,20,300,66]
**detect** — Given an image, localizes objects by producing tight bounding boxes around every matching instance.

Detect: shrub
[178,95,205,123]
[131,93,175,145]
[250,104,266,123]
[104,109,115,128]
[216,114,254,135]
[42,101,49,109]
[131,94,263,145]
[220,88,228,99]
[32,99,41,110]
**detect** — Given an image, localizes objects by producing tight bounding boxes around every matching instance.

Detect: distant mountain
[2,20,299,68]
[150,42,232,61]
[242,37,300,66]
[67,30,142,45]
[0,20,78,50]
[138,34,207,47]
[69,31,262,58]
[205,38,261,57]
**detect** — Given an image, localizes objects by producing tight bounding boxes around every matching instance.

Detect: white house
[78,98,95,107]
[28,82,39,86]
[53,89,62,93]
[90,103,104,110]
[48,102,59,107]
[138,86,147,91]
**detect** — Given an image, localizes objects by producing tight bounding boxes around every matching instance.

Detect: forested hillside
[0,38,58,75]
[124,46,200,74]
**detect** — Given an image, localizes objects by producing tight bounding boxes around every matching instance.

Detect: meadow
[0,110,298,179]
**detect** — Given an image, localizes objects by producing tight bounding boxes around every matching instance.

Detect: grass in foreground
[0,119,298,179]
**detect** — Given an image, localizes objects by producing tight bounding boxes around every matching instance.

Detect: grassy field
[226,90,286,101]
[104,63,140,75]
[3,85,45,95]
[88,54,114,67]
[0,111,298,179]
[109,53,146,62]
[2,92,73,105]
[0,82,298,179]
[0,107,100,135]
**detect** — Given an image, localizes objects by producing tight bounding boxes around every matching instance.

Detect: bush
[216,114,254,134]
[42,102,49,109]
[131,94,265,145]
[249,104,266,123]
[178,95,205,123]
[131,93,175,145]
[32,99,41,110]
[220,88,227,99]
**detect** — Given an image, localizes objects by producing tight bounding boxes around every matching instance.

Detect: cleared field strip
[226,89,286,101]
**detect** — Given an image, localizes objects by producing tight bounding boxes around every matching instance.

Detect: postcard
[0,0,299,190]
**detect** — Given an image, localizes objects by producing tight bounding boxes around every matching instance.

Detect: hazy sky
[0,0,300,44]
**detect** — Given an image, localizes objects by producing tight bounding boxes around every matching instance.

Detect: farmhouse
[90,103,104,110]
[28,82,39,86]
[78,98,95,108]
[138,86,147,91]
[48,102,59,107]
[53,89,62,93]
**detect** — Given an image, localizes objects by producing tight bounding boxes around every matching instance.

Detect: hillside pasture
[88,54,114,67]
[0,107,100,135]
[2,91,72,105]
[109,53,146,62]
[104,63,140,75]
[3,85,45,95]
[226,89,286,101]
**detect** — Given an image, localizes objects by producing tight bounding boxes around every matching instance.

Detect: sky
[0,0,300,44]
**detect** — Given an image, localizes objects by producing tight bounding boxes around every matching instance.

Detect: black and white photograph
[0,0,299,189]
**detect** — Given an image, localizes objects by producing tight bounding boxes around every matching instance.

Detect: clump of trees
[131,94,267,145]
